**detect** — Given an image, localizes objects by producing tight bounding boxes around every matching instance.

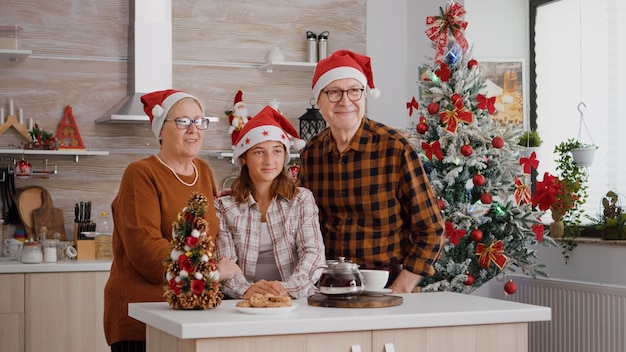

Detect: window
[530,0,626,220]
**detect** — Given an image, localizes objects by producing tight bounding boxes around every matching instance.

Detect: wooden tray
[307,294,403,308]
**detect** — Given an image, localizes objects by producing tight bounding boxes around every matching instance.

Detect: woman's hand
[243,280,289,299]
[217,258,242,281]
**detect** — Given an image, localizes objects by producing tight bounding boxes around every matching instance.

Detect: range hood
[96,0,172,123]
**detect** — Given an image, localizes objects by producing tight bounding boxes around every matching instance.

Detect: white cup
[360,269,389,291]
[5,239,23,260]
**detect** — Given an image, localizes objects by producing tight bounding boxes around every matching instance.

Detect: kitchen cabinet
[0,273,25,352]
[130,293,550,352]
[25,271,109,352]
[0,263,111,352]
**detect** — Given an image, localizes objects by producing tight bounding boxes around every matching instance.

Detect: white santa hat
[141,89,203,139]
[312,49,381,101]
[233,106,306,167]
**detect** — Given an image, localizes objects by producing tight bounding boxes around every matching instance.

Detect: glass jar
[95,235,112,260]
[21,242,43,264]
[43,239,58,263]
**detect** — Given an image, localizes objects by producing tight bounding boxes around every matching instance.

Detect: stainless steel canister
[306,31,317,63]
[318,31,329,60]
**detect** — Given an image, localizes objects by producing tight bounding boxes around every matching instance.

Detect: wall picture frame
[478,59,526,127]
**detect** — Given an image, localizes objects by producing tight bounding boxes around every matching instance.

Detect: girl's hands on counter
[243,279,289,299]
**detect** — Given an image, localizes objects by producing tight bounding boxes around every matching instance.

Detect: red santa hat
[233,90,244,110]
[141,89,203,139]
[233,106,306,167]
[311,49,380,101]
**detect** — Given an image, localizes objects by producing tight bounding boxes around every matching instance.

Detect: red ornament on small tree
[467,59,478,69]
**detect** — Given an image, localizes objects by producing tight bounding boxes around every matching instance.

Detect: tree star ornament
[425,2,469,63]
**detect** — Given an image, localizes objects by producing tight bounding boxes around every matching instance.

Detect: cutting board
[14,186,46,240]
[32,189,66,240]
[307,294,403,308]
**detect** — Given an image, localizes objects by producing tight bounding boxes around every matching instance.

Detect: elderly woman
[103,89,241,352]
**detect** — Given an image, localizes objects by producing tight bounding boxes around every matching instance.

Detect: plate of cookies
[235,293,298,315]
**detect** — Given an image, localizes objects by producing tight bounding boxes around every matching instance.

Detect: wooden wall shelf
[0,49,31,63]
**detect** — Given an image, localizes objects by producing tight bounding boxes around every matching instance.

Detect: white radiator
[507,276,626,352]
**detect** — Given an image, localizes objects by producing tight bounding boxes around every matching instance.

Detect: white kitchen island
[129,292,551,352]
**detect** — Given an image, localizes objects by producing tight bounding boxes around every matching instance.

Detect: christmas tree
[402,2,556,294]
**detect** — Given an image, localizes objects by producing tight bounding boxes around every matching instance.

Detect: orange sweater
[103,155,218,345]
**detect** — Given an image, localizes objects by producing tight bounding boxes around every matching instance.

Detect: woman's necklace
[154,153,198,187]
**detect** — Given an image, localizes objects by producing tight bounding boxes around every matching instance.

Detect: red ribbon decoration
[476,93,496,114]
[439,99,474,133]
[445,221,466,246]
[425,2,469,63]
[532,222,545,242]
[406,97,419,117]
[514,176,532,206]
[476,240,508,270]
[435,63,451,82]
[519,151,539,174]
[422,140,444,161]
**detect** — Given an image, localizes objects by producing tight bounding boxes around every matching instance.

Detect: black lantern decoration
[298,99,326,141]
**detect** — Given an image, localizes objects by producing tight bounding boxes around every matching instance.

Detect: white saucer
[362,288,392,296]
[235,303,299,315]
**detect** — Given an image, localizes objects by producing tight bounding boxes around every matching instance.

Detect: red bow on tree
[435,63,451,82]
[532,222,545,242]
[476,240,508,270]
[445,221,466,246]
[425,2,469,63]
[476,93,496,114]
[406,97,419,117]
[519,151,539,174]
[440,99,474,133]
[422,140,444,161]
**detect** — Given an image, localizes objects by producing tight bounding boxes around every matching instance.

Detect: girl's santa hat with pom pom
[311,49,381,101]
[141,89,203,139]
[233,105,306,167]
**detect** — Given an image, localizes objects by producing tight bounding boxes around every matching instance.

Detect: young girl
[215,106,325,299]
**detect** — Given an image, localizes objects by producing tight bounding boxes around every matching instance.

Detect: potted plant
[589,191,626,240]
[552,139,591,262]
[518,130,542,157]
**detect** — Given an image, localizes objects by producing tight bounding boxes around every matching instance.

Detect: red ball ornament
[451,94,463,105]
[472,174,485,187]
[504,280,518,295]
[470,229,483,242]
[468,59,478,69]
[480,192,493,204]
[428,102,440,115]
[464,273,474,286]
[437,198,445,210]
[460,144,473,157]
[492,136,504,149]
[416,122,429,134]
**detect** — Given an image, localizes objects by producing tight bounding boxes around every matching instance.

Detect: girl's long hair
[231,150,299,204]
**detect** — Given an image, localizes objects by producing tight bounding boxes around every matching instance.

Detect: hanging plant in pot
[567,102,598,167]
[517,130,542,157]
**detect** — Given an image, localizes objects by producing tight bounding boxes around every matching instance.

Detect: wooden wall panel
[0,0,365,238]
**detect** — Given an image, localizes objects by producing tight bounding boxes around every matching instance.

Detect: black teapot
[313,257,364,299]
